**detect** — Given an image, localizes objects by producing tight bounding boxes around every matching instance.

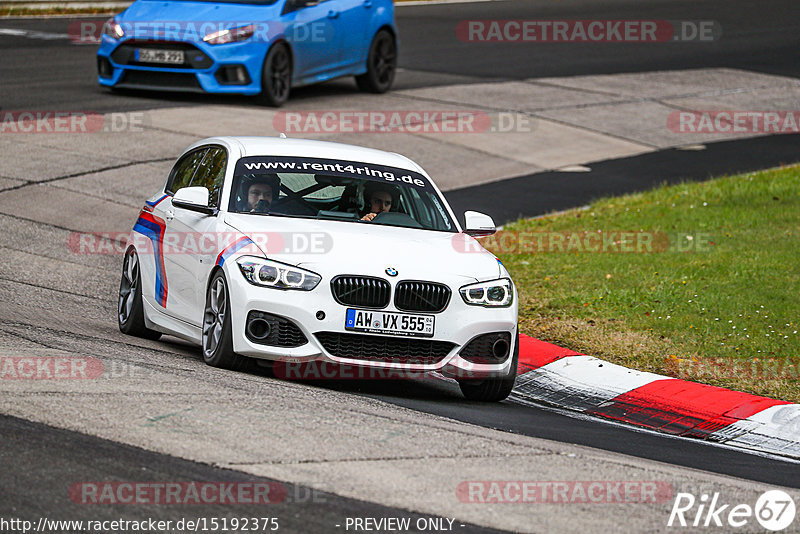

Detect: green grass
[492,164,800,402]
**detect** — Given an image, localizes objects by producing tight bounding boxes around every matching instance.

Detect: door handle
[363,0,372,7]
[327,9,339,18]
[164,209,175,221]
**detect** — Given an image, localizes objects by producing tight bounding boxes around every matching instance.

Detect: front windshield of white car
[229,156,457,232]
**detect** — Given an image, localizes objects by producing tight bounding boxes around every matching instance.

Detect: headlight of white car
[236,256,321,291]
[459,278,513,307]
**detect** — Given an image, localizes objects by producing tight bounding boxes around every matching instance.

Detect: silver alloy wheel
[118,250,138,324]
[202,277,227,359]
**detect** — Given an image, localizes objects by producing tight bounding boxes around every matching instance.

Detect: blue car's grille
[117,70,202,90]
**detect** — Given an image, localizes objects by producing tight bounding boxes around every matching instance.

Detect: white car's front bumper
[226,268,518,378]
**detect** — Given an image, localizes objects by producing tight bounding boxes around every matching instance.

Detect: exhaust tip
[492,338,510,360]
[246,317,272,341]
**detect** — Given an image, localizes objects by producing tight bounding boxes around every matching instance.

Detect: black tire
[202,271,251,371]
[256,42,292,107]
[355,29,397,94]
[118,248,162,340]
[458,329,519,402]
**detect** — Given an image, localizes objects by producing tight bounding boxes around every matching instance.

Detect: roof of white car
[195,136,427,175]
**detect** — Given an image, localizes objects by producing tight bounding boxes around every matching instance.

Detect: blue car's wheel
[256,42,292,107]
[356,29,397,94]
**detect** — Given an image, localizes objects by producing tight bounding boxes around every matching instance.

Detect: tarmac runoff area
[0,68,799,532]
[1,67,800,193]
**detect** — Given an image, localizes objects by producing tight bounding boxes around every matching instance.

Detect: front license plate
[345,309,434,338]
[136,48,185,65]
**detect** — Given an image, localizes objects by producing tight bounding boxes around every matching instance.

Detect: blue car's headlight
[102,18,125,40]
[459,278,513,307]
[203,24,255,45]
[237,256,321,291]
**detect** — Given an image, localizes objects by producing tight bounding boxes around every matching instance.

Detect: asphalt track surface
[1,414,505,532]
[446,133,800,224]
[313,378,800,489]
[1,0,800,529]
[1,0,799,111]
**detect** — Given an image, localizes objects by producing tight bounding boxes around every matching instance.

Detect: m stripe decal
[216,236,255,267]
[145,194,169,208]
[132,210,168,307]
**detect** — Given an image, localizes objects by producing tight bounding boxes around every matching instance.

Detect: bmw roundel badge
[385,267,398,277]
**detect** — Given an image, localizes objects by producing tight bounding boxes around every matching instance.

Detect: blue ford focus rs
[97,0,397,106]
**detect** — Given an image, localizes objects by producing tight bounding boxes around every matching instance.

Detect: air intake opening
[245,311,308,347]
[215,64,251,85]
[459,332,512,364]
[97,57,113,78]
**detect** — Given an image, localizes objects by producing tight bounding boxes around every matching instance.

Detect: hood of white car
[224,213,501,283]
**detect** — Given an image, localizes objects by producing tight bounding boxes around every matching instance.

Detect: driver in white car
[242,174,280,213]
[360,183,397,221]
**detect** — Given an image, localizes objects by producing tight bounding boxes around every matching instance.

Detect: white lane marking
[0,27,69,40]
[513,354,668,411]
[712,404,800,458]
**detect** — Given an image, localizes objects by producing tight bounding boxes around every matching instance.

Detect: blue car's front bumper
[97,34,267,95]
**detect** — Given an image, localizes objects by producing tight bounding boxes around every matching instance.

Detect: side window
[166,149,207,194]
[190,147,227,208]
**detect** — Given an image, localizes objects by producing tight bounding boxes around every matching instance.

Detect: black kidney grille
[331,276,391,308]
[315,332,455,365]
[394,281,451,313]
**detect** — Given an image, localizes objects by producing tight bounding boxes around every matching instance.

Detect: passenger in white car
[360,183,398,221]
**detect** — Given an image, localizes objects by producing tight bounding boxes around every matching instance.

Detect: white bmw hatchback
[119,136,518,401]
